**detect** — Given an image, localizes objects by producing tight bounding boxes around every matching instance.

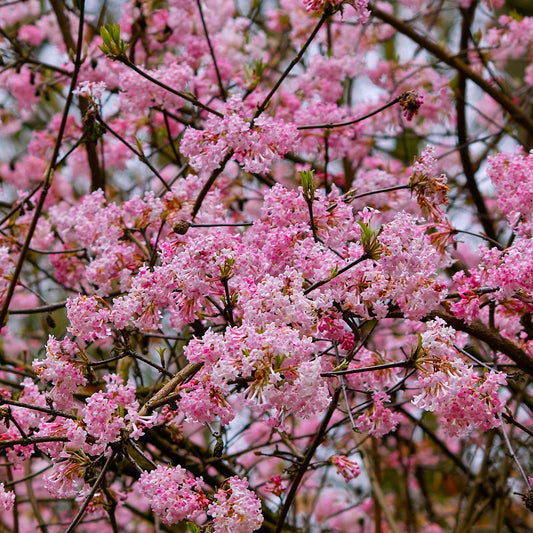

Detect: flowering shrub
[1,0,533,531]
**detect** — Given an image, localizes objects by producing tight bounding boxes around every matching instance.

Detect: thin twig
[274,387,342,533]
[368,2,533,139]
[120,58,224,118]
[64,451,116,533]
[304,253,369,295]
[255,9,332,119]
[297,95,401,130]
[196,0,226,99]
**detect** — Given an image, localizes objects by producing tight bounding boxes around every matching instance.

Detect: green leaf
[299,169,316,201]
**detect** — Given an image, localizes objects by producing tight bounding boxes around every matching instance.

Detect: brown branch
[297,95,401,130]
[0,436,69,450]
[455,4,497,243]
[429,311,533,377]
[137,362,203,417]
[196,0,226,100]
[49,0,104,193]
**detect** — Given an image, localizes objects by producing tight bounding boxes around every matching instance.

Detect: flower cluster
[412,319,507,437]
[355,391,402,438]
[0,483,15,512]
[83,374,150,454]
[138,465,209,526]
[181,96,300,175]
[208,476,264,533]
[32,336,87,410]
[181,324,330,424]
[409,145,449,221]
[329,455,361,482]
[487,147,533,236]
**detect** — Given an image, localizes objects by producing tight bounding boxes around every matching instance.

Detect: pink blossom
[413,321,507,437]
[208,476,263,533]
[66,296,112,342]
[178,374,234,425]
[74,81,107,101]
[32,337,87,410]
[0,483,15,512]
[118,61,194,114]
[264,475,288,496]
[44,450,91,498]
[181,96,300,175]
[17,24,46,46]
[5,66,41,110]
[82,374,141,454]
[138,465,209,525]
[329,455,361,482]
[355,392,401,438]
[487,147,533,236]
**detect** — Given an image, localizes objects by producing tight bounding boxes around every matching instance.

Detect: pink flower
[355,391,401,438]
[0,483,15,512]
[33,336,87,410]
[17,24,46,46]
[181,96,300,175]
[138,465,209,525]
[44,450,91,498]
[264,475,288,496]
[208,477,263,533]
[487,147,533,236]
[329,455,361,482]
[412,322,507,438]
[66,296,112,342]
[82,374,141,454]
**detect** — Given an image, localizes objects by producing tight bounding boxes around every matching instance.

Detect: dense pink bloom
[2,0,533,529]
[356,211,449,319]
[413,360,506,438]
[82,374,147,454]
[138,465,209,525]
[0,483,15,512]
[208,476,263,533]
[66,296,112,342]
[181,96,300,174]
[355,392,401,438]
[32,336,87,410]
[487,147,533,236]
[182,324,330,424]
[413,320,507,437]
